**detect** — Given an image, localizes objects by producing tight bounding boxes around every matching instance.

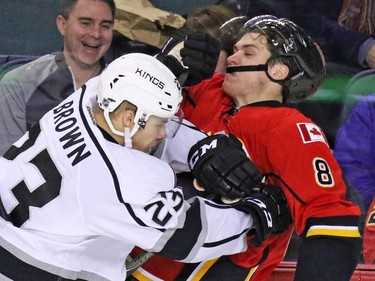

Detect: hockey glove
[188,134,262,200]
[233,184,292,247]
[156,27,220,86]
[219,16,248,56]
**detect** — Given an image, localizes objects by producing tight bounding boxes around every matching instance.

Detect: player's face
[222,32,274,104]
[132,116,168,153]
[57,0,113,70]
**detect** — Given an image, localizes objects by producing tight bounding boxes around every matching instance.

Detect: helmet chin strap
[226,63,284,86]
[124,127,132,148]
[226,64,268,73]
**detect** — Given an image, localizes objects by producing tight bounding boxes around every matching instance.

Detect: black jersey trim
[244,100,282,108]
[78,86,147,227]
[203,228,249,248]
[265,172,307,205]
[308,215,360,227]
[180,119,209,135]
[158,198,203,260]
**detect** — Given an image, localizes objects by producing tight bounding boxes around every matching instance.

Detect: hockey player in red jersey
[130,16,362,281]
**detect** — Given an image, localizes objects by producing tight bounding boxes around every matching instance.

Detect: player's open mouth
[225,71,237,77]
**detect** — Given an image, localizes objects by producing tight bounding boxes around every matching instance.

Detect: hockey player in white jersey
[0,53,289,281]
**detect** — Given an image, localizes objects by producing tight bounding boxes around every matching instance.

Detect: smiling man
[0,0,115,156]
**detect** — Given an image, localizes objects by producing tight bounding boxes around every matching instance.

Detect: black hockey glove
[233,184,292,247]
[188,134,262,200]
[156,27,220,86]
[218,16,248,56]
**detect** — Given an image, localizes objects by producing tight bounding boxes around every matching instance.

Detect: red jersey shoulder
[272,107,329,147]
[296,122,329,146]
[227,106,329,154]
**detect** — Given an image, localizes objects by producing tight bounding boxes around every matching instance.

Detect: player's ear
[269,64,289,80]
[123,110,135,129]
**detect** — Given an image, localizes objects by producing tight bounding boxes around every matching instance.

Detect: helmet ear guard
[277,18,326,101]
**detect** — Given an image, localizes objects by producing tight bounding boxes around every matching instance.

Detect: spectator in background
[185,4,235,36]
[149,0,219,15]
[334,94,375,264]
[242,0,375,75]
[334,94,375,213]
[337,0,375,70]
[0,0,115,156]
[185,4,236,73]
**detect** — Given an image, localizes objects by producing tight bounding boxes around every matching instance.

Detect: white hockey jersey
[0,77,252,281]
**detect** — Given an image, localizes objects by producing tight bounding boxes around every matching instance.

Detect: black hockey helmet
[238,16,326,102]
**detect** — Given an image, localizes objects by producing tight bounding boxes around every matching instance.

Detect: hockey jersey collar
[244,100,282,108]
[98,126,118,144]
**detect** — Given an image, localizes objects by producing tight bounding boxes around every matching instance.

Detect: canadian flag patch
[297,123,328,146]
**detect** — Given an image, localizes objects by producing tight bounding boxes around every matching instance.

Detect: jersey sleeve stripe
[306,225,361,238]
[189,258,219,280]
[157,198,203,260]
[132,268,163,281]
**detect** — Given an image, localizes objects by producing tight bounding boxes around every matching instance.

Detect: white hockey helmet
[97,53,183,138]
